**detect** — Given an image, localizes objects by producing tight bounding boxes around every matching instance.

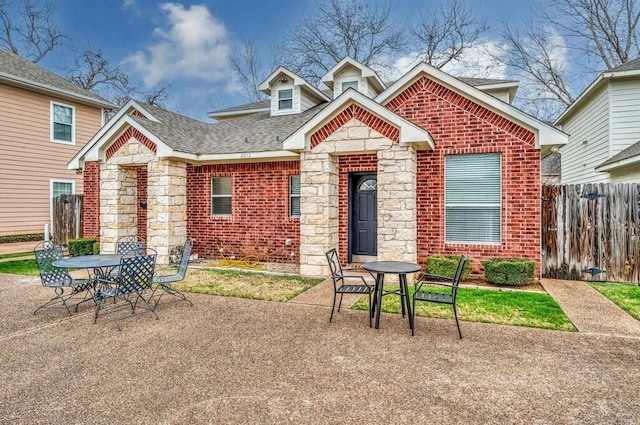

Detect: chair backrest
[116,249,157,295]
[175,238,194,279]
[33,241,71,288]
[116,235,145,255]
[450,255,469,297]
[325,248,344,280]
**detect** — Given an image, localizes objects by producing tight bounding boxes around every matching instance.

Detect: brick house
[69,58,567,277]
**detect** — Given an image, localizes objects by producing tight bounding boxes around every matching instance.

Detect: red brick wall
[82,161,100,240]
[187,161,301,263]
[337,154,377,265]
[105,127,157,159]
[136,167,148,242]
[387,75,540,276]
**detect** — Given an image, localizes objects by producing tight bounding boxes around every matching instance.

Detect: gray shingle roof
[132,101,327,155]
[597,140,640,168]
[458,77,518,86]
[209,99,270,114]
[0,47,114,108]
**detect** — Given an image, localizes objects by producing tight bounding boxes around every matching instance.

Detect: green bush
[426,255,470,279]
[68,238,97,256]
[92,242,100,255]
[483,257,535,286]
[0,233,46,244]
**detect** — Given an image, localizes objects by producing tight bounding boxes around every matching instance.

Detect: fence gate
[52,194,83,245]
[541,184,640,283]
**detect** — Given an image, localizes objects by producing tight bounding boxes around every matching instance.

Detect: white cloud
[125,3,231,87]
[123,0,136,8]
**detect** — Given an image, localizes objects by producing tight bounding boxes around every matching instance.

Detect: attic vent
[244,135,248,144]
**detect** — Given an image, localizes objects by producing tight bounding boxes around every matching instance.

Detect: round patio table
[362,261,422,332]
[53,254,123,279]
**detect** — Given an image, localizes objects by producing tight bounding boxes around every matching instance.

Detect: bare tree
[228,38,268,102]
[276,0,405,84]
[0,0,64,63]
[412,0,488,69]
[67,50,130,94]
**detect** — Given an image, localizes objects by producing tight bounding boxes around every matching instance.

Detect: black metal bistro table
[362,261,422,331]
[53,254,123,280]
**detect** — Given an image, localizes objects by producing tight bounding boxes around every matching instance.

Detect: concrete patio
[1,271,639,424]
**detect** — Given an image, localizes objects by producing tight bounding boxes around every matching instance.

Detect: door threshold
[351,255,377,263]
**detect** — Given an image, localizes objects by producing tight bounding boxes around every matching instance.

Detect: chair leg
[337,293,344,312]
[411,297,416,336]
[329,292,338,323]
[453,304,462,339]
[34,288,73,316]
[368,292,372,327]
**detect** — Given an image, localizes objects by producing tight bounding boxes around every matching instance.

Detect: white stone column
[299,151,339,277]
[99,164,138,254]
[377,144,417,264]
[147,159,187,264]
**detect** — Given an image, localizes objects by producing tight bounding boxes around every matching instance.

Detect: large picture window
[211,177,232,216]
[445,153,501,244]
[51,102,75,143]
[290,175,300,217]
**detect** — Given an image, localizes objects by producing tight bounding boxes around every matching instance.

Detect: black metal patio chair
[115,235,145,255]
[33,241,93,316]
[93,248,158,331]
[151,238,194,308]
[411,255,468,338]
[325,248,374,326]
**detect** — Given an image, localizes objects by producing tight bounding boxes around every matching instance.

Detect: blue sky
[38,1,533,120]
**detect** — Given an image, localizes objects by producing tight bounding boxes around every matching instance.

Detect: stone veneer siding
[186,162,301,264]
[387,75,541,276]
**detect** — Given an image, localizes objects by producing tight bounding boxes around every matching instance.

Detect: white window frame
[444,153,502,244]
[341,80,359,92]
[290,175,301,217]
[50,179,76,233]
[211,177,232,216]
[50,101,75,144]
[278,89,293,110]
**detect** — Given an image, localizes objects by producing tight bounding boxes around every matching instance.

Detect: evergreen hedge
[68,238,97,256]
[483,257,535,286]
[427,254,470,279]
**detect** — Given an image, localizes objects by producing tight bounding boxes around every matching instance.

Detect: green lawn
[590,282,640,321]
[0,252,33,260]
[0,259,39,276]
[353,285,576,331]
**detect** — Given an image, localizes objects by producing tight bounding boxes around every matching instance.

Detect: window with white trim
[445,153,501,244]
[341,80,358,91]
[51,102,75,143]
[211,177,232,216]
[290,175,300,217]
[278,89,293,110]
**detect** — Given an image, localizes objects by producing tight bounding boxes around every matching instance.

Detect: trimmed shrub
[483,257,535,286]
[427,255,470,279]
[92,242,100,255]
[0,233,46,244]
[68,238,97,256]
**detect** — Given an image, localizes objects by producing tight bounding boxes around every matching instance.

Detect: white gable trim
[68,100,160,169]
[321,57,386,92]
[258,66,329,101]
[283,89,434,152]
[376,62,568,149]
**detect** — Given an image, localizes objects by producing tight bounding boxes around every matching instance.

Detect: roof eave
[0,73,115,109]
[595,154,640,172]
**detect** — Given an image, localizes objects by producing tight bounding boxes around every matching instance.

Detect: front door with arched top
[349,173,377,262]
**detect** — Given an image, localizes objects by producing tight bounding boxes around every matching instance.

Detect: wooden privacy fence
[52,194,83,245]
[542,184,640,283]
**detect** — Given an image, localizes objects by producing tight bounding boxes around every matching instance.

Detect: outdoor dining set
[33,236,194,331]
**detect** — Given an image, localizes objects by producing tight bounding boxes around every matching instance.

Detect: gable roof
[258,66,330,102]
[321,57,386,92]
[556,57,640,125]
[376,62,567,155]
[283,88,434,152]
[69,99,327,169]
[0,48,114,109]
[595,139,640,172]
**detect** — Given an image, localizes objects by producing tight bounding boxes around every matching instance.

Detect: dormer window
[278,89,293,110]
[342,81,359,91]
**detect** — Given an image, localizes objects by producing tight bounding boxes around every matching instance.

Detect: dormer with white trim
[321,57,386,99]
[259,66,329,116]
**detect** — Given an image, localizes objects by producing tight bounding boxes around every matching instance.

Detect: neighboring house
[0,48,115,237]
[541,152,561,185]
[69,57,567,277]
[556,58,640,183]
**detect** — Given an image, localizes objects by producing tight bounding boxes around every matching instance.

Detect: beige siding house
[556,58,640,183]
[0,48,114,237]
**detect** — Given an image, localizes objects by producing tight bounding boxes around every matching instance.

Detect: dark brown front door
[350,174,377,260]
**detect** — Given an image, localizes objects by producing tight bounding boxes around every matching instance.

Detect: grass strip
[353,285,576,331]
[0,259,39,276]
[590,282,640,321]
[0,252,33,260]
